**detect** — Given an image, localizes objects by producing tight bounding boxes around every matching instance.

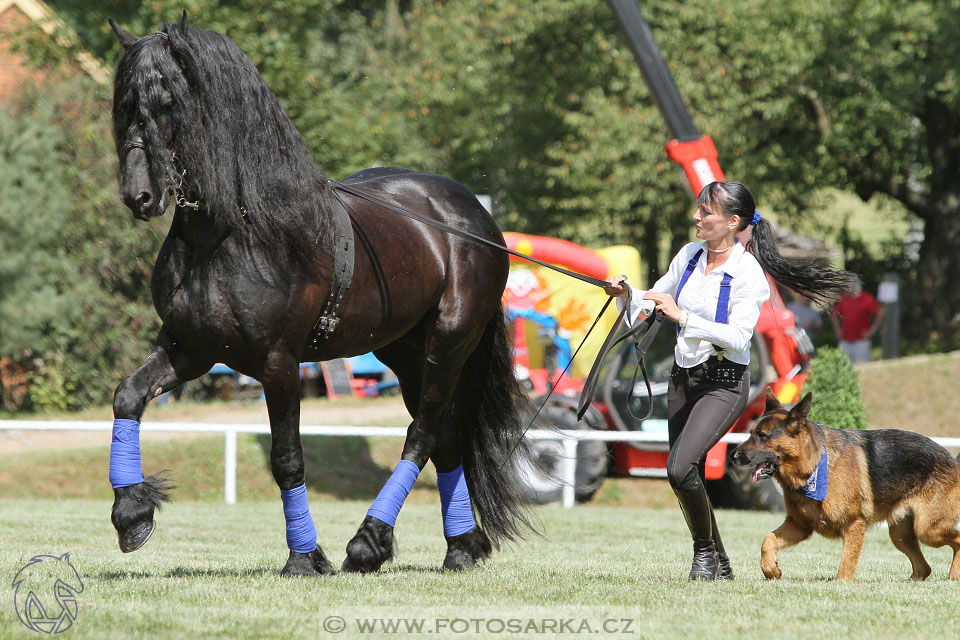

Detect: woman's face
[693,201,736,243]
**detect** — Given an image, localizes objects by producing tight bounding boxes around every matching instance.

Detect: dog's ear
[785,392,813,433]
[764,386,781,413]
[791,392,813,419]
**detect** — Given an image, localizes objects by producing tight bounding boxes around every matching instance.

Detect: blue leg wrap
[281,484,318,554]
[437,465,477,537]
[109,419,145,489]
[367,460,420,527]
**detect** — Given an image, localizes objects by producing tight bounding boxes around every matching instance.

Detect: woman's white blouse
[618,242,770,367]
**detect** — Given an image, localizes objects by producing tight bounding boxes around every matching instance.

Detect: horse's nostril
[136,191,153,208]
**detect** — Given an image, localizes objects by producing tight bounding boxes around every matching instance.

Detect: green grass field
[2,500,960,639]
[5,356,960,639]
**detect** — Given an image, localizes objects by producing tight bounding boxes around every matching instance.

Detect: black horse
[107,15,533,576]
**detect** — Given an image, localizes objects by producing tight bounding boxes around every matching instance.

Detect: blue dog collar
[797,446,828,501]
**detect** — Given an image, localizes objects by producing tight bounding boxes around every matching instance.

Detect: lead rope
[331,181,610,289]
[577,286,664,421]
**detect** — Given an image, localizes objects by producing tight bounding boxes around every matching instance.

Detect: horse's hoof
[281,546,336,577]
[443,526,492,571]
[118,519,156,553]
[111,474,174,553]
[341,515,394,573]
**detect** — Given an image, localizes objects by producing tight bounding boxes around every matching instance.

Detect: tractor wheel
[513,398,609,505]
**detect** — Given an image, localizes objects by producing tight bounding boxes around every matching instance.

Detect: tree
[804,346,867,430]
[0,101,75,360]
[814,1,960,346]
[0,71,164,410]
[350,0,696,282]
[36,0,960,353]
[686,0,960,346]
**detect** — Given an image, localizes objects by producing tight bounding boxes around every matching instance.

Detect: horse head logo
[12,553,84,634]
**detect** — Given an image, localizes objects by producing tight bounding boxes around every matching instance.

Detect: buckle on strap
[310,191,355,342]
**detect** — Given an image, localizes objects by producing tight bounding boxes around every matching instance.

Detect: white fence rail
[4,420,960,509]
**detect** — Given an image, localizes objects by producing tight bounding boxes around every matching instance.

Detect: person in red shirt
[831,278,885,363]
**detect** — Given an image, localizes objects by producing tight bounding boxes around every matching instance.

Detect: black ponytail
[698,181,852,305]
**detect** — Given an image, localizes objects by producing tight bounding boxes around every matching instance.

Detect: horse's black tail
[455,305,540,547]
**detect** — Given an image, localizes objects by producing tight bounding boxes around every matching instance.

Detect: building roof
[0,0,110,91]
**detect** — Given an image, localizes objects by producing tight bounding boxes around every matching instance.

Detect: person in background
[785,291,823,341]
[604,181,851,581]
[831,277,885,364]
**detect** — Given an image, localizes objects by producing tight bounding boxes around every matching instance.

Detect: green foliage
[27,359,76,413]
[5,0,958,414]
[0,101,74,358]
[0,75,163,411]
[805,346,867,430]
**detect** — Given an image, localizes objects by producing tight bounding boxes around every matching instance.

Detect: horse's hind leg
[110,327,209,552]
[342,325,483,573]
[433,429,492,571]
[366,342,490,571]
[337,343,420,573]
[261,351,335,577]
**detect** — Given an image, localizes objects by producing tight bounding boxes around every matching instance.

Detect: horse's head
[110,14,192,220]
[108,14,324,252]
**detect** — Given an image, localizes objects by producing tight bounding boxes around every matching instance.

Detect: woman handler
[604,181,850,580]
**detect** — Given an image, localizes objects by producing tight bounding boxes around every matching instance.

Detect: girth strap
[310,189,355,342]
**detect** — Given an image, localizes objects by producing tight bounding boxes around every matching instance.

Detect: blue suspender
[716,273,734,323]
[674,249,703,325]
[674,247,735,335]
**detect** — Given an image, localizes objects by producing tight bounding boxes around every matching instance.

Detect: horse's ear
[179,10,189,31]
[109,19,138,48]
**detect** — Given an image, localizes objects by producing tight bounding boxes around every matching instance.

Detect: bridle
[122,134,199,211]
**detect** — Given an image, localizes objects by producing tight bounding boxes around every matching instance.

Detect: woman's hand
[603,275,628,298]
[643,291,682,322]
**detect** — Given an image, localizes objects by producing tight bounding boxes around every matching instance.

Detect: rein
[123,136,200,211]
[329,180,666,428]
[330,180,611,289]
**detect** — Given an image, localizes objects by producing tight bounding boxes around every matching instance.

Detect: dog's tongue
[752,465,763,484]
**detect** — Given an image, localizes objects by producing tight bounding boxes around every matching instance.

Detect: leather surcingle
[309,190,355,343]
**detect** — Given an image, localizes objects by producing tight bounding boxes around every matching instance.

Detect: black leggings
[666,362,750,493]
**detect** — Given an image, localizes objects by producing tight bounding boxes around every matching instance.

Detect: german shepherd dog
[732,389,960,581]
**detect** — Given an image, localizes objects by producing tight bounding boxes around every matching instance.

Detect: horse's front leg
[110,328,209,552]
[261,352,335,577]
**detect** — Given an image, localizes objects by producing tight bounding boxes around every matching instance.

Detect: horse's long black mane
[112,19,330,260]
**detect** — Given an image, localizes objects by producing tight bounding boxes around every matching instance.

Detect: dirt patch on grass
[856,351,960,438]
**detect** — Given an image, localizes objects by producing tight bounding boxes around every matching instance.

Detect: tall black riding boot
[673,470,719,581]
[711,506,734,580]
